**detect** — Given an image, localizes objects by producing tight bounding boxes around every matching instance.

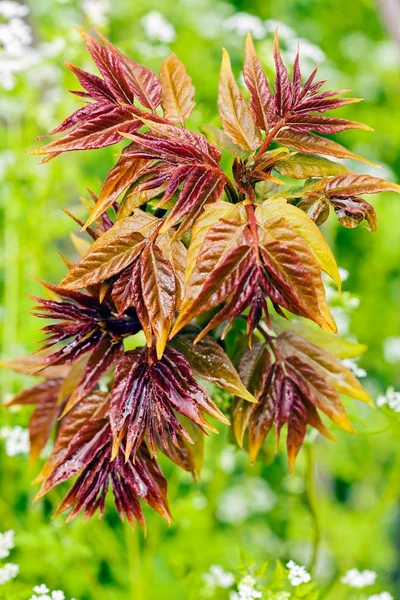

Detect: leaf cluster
[7,29,400,530]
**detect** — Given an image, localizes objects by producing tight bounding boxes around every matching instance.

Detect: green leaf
[272,316,367,358]
[274,152,349,179]
[169,328,256,403]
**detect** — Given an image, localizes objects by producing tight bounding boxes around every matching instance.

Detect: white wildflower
[384,336,400,363]
[82,0,111,28]
[216,478,275,524]
[0,530,15,559]
[347,296,360,309]
[341,568,376,588]
[0,1,29,19]
[264,20,295,40]
[289,39,325,65]
[219,446,236,473]
[33,586,50,595]
[230,575,262,599]
[203,565,235,589]
[338,267,349,281]
[140,11,176,44]
[193,494,207,509]
[29,586,68,600]
[0,425,30,456]
[286,560,311,587]
[0,562,19,585]
[223,13,265,39]
[0,16,32,53]
[377,387,400,412]
[341,359,367,378]
[368,593,393,600]
[0,3,33,90]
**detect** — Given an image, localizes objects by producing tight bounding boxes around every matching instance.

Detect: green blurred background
[1,0,400,598]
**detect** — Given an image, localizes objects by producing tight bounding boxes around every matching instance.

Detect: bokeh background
[1,0,400,598]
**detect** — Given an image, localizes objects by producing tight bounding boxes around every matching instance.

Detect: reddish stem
[256,119,286,160]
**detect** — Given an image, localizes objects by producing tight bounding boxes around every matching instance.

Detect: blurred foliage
[1,0,400,599]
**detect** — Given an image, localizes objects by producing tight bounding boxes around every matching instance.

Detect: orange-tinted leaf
[60,217,159,289]
[276,129,378,166]
[160,53,195,125]
[218,49,262,152]
[324,173,400,196]
[232,342,272,449]
[86,156,148,226]
[278,331,372,405]
[140,244,176,359]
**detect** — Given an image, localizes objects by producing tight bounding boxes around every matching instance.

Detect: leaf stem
[256,120,286,159]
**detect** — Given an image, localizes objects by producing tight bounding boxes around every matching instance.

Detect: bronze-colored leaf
[218,49,262,152]
[160,53,195,125]
[170,328,256,402]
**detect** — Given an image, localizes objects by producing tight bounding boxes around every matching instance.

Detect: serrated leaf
[110,347,229,460]
[140,244,176,359]
[324,173,400,196]
[200,124,247,156]
[258,217,337,332]
[169,328,256,402]
[274,153,349,179]
[60,214,160,289]
[256,197,341,290]
[276,129,378,166]
[278,331,372,404]
[243,33,276,131]
[86,156,148,226]
[218,48,262,152]
[30,105,141,156]
[272,317,367,358]
[37,391,110,482]
[160,53,195,125]
[185,202,247,284]
[233,342,272,449]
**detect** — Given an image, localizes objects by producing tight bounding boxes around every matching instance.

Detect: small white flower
[0,425,30,456]
[341,568,376,588]
[140,11,176,44]
[286,560,311,587]
[264,20,295,40]
[203,565,235,589]
[0,562,19,585]
[384,337,400,364]
[223,13,265,39]
[368,593,393,600]
[338,267,349,282]
[377,387,400,412]
[219,446,236,473]
[34,585,50,594]
[51,590,65,600]
[216,478,275,524]
[0,530,15,559]
[234,574,262,599]
[341,359,367,378]
[0,1,29,19]
[82,0,111,28]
